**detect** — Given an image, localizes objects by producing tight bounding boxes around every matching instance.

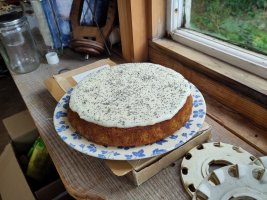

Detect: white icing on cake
[69,63,191,128]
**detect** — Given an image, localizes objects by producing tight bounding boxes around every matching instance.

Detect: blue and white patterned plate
[53,84,206,160]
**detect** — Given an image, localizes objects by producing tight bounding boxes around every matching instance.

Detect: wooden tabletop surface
[11,51,263,200]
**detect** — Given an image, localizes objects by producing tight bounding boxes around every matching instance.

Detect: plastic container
[0,12,40,74]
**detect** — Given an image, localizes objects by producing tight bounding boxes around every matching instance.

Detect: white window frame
[166,0,267,79]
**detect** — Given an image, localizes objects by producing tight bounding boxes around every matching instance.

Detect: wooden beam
[149,44,267,153]
[147,0,166,39]
[149,41,267,131]
[150,39,267,107]
[117,0,148,62]
[204,94,267,154]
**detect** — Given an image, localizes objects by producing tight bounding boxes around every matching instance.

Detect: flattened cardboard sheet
[44,59,116,101]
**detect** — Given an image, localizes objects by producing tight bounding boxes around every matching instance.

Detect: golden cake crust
[67,95,193,146]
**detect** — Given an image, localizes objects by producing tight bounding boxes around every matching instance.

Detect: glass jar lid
[0,12,26,28]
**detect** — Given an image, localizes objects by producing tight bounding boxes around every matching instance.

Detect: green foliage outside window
[189,0,267,55]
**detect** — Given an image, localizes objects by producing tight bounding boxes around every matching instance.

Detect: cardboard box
[0,144,72,200]
[106,124,211,185]
[44,59,212,186]
[1,111,73,199]
[1,111,39,199]
[0,144,35,200]
[2,110,39,153]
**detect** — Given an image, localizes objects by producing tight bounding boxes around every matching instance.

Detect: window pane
[187,0,267,55]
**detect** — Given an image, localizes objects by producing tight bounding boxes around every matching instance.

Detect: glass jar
[0,12,40,74]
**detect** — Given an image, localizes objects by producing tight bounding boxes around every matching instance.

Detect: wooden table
[11,51,263,200]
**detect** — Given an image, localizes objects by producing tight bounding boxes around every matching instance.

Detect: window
[167,0,267,79]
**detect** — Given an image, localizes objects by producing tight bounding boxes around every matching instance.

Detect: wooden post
[147,0,166,40]
[117,0,148,62]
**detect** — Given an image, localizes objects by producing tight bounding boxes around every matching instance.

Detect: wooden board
[149,41,267,147]
[150,39,267,105]
[147,0,166,39]
[204,94,267,154]
[117,0,148,62]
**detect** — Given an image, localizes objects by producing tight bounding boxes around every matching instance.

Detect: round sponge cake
[68,63,192,146]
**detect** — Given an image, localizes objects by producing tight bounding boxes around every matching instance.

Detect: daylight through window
[167,0,267,79]
[188,0,267,55]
